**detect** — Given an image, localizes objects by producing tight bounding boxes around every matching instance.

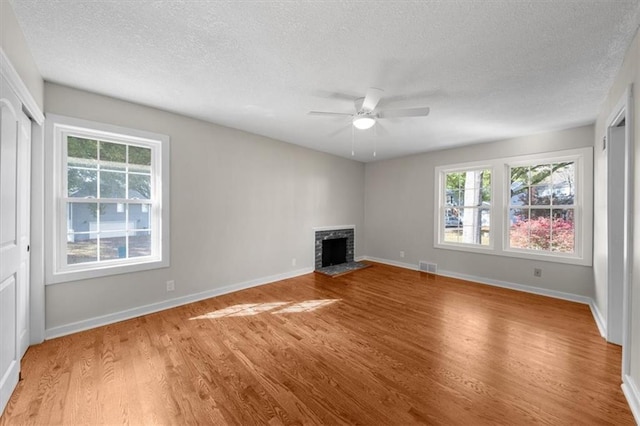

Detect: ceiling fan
[308,87,431,130]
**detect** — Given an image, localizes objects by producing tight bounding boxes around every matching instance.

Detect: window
[46,115,170,283]
[435,148,592,265]
[439,168,492,247]
[508,162,575,254]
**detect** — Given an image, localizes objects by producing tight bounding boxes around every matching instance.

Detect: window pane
[443,208,462,243]
[128,174,151,199]
[530,209,551,251]
[67,234,97,264]
[530,185,551,205]
[67,136,97,168]
[530,164,552,185]
[509,208,529,249]
[458,207,484,244]
[67,202,98,235]
[511,166,529,185]
[444,208,462,228]
[510,186,528,206]
[67,168,97,197]
[461,171,481,206]
[446,172,464,190]
[100,171,126,198]
[130,203,151,230]
[552,163,575,205]
[99,203,127,232]
[480,208,490,245]
[129,145,151,173]
[552,209,575,253]
[99,141,126,171]
[481,187,491,203]
[129,230,151,258]
[446,189,461,206]
[100,232,127,260]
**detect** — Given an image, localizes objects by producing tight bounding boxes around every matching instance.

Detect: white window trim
[45,114,170,284]
[434,147,593,266]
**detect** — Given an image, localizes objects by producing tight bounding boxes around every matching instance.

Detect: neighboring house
[67,188,150,241]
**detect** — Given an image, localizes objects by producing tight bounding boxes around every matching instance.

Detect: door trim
[0,48,45,345]
[0,49,43,125]
[605,85,634,377]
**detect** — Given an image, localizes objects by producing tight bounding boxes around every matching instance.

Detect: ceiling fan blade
[312,90,358,102]
[362,87,384,112]
[308,111,353,117]
[378,107,430,119]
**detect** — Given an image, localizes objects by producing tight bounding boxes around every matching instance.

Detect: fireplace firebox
[322,237,347,267]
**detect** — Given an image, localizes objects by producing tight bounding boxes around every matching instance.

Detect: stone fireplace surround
[313,226,369,276]
[314,226,355,270]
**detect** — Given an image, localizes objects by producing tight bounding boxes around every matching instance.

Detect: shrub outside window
[508,162,576,253]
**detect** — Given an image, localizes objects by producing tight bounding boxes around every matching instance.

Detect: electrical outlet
[400,251,405,258]
[166,280,175,291]
[534,268,542,278]
[292,258,297,267]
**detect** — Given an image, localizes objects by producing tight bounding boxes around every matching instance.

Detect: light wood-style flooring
[1,262,634,425]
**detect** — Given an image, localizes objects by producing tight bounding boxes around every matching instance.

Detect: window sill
[435,242,591,266]
[46,258,169,285]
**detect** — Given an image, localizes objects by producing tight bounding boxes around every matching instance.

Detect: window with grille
[46,115,170,283]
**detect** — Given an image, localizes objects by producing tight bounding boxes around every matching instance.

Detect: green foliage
[129,145,151,165]
[66,136,151,199]
[446,169,491,205]
[510,162,573,186]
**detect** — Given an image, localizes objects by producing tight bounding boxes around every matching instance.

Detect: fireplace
[313,226,369,276]
[314,227,355,270]
[322,237,347,267]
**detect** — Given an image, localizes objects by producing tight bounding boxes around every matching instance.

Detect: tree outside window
[443,168,491,246]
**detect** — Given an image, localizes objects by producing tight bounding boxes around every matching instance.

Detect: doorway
[605,86,634,379]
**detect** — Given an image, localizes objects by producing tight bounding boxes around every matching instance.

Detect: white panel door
[17,110,31,358]
[0,74,22,415]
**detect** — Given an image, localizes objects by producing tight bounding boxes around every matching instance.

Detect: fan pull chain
[351,124,355,156]
[373,124,377,157]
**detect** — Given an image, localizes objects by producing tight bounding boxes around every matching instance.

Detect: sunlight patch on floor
[189,299,340,320]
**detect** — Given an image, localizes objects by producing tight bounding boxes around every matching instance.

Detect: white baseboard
[436,269,593,305]
[361,256,419,271]
[622,375,640,424]
[362,256,592,305]
[589,299,607,338]
[45,267,314,339]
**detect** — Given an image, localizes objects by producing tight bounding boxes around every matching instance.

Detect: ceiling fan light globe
[353,116,376,130]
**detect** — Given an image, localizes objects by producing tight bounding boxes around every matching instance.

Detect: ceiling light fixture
[352,115,376,130]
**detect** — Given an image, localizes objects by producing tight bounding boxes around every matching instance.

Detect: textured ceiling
[10,0,640,162]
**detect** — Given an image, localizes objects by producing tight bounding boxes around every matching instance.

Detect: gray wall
[44,82,365,330]
[0,1,43,109]
[593,28,640,387]
[364,125,595,297]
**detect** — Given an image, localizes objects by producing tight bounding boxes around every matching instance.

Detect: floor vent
[419,261,437,274]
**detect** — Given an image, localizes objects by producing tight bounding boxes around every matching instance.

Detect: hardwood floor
[1,262,634,425]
